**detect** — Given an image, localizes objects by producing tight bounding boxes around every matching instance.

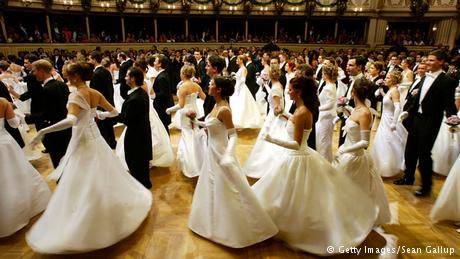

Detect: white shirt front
[418,69,443,113]
[43,76,54,87]
[127,86,140,96]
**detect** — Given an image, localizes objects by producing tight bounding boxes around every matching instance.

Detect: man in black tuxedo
[32,59,71,168]
[116,52,133,99]
[394,50,457,197]
[52,48,65,75]
[152,54,174,134]
[116,67,152,189]
[400,62,427,131]
[227,48,238,74]
[203,55,225,117]
[245,53,259,98]
[338,56,366,146]
[194,50,208,89]
[386,54,403,75]
[88,51,116,149]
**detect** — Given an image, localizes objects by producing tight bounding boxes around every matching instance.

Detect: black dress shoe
[393,177,414,185]
[414,190,430,197]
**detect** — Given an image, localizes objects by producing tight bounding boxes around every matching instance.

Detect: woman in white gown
[432,84,460,176]
[26,62,152,254]
[166,65,206,177]
[189,76,278,248]
[116,60,174,168]
[229,55,262,129]
[430,86,460,232]
[252,76,378,255]
[315,62,337,162]
[334,78,391,226]
[398,58,414,108]
[245,64,287,178]
[0,97,51,238]
[371,71,407,177]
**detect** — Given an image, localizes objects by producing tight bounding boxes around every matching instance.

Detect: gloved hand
[398,111,409,123]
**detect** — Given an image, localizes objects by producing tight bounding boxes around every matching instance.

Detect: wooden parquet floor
[1,123,460,259]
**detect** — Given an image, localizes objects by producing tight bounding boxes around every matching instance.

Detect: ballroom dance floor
[1,122,460,259]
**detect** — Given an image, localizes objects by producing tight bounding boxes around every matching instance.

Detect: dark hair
[118,52,127,60]
[24,53,38,63]
[353,78,372,102]
[296,64,314,78]
[351,55,366,71]
[134,60,148,73]
[90,51,103,63]
[7,55,17,63]
[157,54,168,69]
[208,55,225,74]
[0,61,10,71]
[66,62,94,81]
[290,76,319,114]
[371,62,384,72]
[127,67,144,86]
[184,54,197,67]
[213,75,235,100]
[147,55,156,66]
[429,49,450,63]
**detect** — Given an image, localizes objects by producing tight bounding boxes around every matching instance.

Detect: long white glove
[193,118,207,127]
[338,130,370,155]
[97,109,119,120]
[166,104,181,115]
[398,111,409,123]
[220,128,238,167]
[7,117,20,128]
[264,133,300,150]
[30,114,77,146]
[391,102,401,130]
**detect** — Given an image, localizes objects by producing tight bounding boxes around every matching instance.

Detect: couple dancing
[22,62,152,254]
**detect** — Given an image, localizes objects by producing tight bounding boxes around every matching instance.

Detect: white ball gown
[116,85,174,168]
[398,71,412,108]
[252,121,378,255]
[335,119,391,226]
[229,67,262,129]
[0,118,51,238]
[176,92,206,178]
[189,110,278,248]
[430,152,460,223]
[26,92,152,254]
[370,89,407,177]
[244,84,287,178]
[170,80,205,129]
[431,113,460,176]
[315,82,337,162]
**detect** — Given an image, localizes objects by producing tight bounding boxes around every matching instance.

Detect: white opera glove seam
[30,114,77,146]
[97,109,119,120]
[391,102,401,130]
[339,130,369,154]
[220,128,237,167]
[166,104,181,115]
[264,133,300,150]
[7,116,20,128]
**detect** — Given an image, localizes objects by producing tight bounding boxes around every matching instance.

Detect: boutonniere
[410,88,419,96]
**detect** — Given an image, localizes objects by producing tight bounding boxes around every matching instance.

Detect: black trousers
[42,129,71,168]
[403,113,440,191]
[96,119,117,149]
[126,155,152,189]
[338,115,346,147]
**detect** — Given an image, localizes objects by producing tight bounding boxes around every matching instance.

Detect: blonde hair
[32,59,53,73]
[180,64,196,79]
[269,64,280,81]
[322,62,338,81]
[387,70,402,84]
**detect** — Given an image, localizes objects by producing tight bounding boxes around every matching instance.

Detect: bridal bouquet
[375,78,385,87]
[186,111,197,129]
